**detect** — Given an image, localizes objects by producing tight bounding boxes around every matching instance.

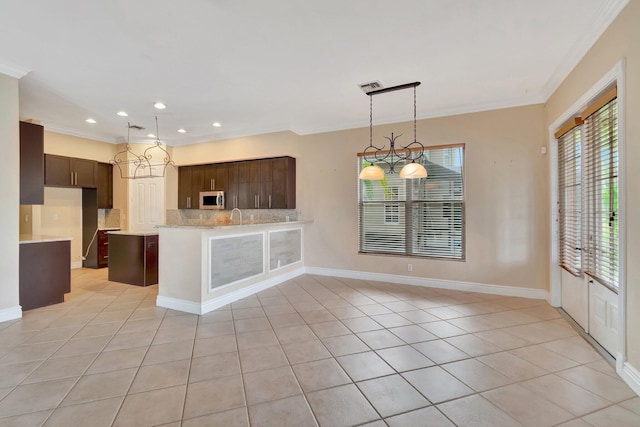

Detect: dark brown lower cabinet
[108,233,158,286]
[97,230,110,268]
[19,239,71,311]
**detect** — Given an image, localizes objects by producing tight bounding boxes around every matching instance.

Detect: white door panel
[589,281,618,356]
[129,167,165,232]
[561,269,588,330]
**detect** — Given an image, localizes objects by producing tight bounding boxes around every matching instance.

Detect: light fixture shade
[359,164,385,180]
[400,162,428,179]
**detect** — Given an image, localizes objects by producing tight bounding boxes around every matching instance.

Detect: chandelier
[111,116,175,179]
[359,82,428,180]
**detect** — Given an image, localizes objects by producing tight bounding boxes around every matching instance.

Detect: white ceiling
[0,0,628,146]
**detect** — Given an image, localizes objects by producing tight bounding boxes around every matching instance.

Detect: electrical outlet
[408,264,413,272]
[52,213,59,221]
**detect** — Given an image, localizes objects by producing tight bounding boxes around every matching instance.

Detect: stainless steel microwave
[199,191,225,210]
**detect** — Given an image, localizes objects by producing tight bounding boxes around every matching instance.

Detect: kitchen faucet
[230,208,243,225]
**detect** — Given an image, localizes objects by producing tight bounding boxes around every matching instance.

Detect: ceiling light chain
[111,116,175,179]
[358,82,428,180]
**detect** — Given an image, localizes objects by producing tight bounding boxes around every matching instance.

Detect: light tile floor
[0,269,638,426]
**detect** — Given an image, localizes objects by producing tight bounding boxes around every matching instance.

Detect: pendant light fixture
[359,82,427,180]
[111,116,175,179]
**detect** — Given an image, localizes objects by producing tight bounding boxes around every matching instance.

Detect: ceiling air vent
[128,124,145,130]
[359,81,383,93]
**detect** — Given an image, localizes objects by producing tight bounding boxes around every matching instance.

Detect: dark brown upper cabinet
[237,160,260,209]
[203,164,218,192]
[19,121,44,205]
[45,154,97,188]
[178,165,205,209]
[271,156,296,209]
[97,162,113,209]
[177,166,192,209]
[178,156,295,210]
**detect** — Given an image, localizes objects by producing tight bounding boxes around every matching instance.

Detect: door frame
[548,59,626,371]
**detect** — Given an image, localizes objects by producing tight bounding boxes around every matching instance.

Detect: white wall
[0,72,21,320]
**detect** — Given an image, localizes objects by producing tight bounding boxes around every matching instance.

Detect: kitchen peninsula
[157,220,309,314]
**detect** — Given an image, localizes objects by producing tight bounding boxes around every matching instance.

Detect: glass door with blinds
[556,86,619,356]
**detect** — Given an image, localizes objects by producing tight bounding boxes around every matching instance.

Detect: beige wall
[544,2,640,372]
[44,131,115,162]
[172,105,549,291]
[32,187,84,264]
[173,131,298,167]
[0,73,20,314]
[19,205,32,235]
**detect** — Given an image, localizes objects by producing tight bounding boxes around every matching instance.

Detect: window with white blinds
[358,144,465,259]
[583,94,618,290]
[557,124,582,276]
[555,86,618,290]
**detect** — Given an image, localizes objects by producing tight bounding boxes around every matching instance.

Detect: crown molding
[540,0,629,101]
[0,62,30,79]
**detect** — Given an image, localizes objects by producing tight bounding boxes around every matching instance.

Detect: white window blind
[557,123,582,276]
[555,86,619,290]
[384,187,400,225]
[358,145,464,259]
[583,94,618,289]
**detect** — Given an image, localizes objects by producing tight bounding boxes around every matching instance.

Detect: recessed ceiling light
[177,128,187,133]
[117,111,128,117]
[147,133,156,138]
[212,122,222,127]
[154,102,166,110]
[85,118,97,124]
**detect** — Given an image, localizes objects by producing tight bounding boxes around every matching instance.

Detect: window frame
[358,143,465,260]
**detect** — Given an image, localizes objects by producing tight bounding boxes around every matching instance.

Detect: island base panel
[19,240,71,311]
[108,234,158,286]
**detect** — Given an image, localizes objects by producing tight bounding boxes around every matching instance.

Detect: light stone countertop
[107,230,159,236]
[19,234,73,244]
[158,220,312,230]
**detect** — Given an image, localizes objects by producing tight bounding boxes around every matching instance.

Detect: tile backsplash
[166,209,300,227]
[98,208,121,229]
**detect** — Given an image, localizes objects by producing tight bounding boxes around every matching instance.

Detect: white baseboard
[621,361,640,397]
[201,267,305,314]
[0,305,22,323]
[305,267,548,300]
[157,267,306,315]
[158,266,548,314]
[156,296,203,315]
